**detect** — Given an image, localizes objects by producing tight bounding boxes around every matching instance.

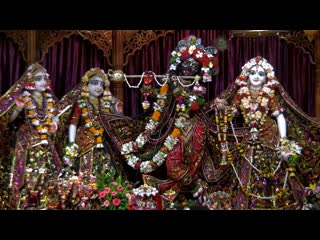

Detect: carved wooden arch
[231,30,315,64]
[280,30,315,64]
[122,30,175,67]
[0,30,28,63]
[38,30,112,65]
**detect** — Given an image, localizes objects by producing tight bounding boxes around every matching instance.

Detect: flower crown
[169,35,219,82]
[81,68,110,87]
[235,56,278,87]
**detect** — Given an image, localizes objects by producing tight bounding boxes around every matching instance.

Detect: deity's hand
[14,96,25,111]
[214,98,228,111]
[49,116,60,132]
[49,121,58,132]
[116,101,123,113]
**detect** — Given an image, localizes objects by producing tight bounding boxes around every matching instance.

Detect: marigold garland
[78,97,110,148]
[22,91,55,145]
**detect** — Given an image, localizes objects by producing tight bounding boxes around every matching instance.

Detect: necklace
[22,90,55,145]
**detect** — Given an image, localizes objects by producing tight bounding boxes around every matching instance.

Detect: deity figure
[120,35,220,202]
[0,63,62,209]
[202,56,320,209]
[57,68,126,181]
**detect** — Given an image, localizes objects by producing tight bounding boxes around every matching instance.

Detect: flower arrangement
[46,173,100,210]
[278,139,302,167]
[96,169,133,210]
[128,184,162,210]
[63,142,80,166]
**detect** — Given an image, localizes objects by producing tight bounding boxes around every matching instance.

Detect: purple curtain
[0,33,26,95]
[229,36,315,116]
[42,34,111,99]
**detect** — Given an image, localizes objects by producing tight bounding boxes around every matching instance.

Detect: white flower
[188,45,196,54]
[170,65,177,70]
[195,51,203,58]
[260,97,269,107]
[239,87,249,94]
[241,98,250,109]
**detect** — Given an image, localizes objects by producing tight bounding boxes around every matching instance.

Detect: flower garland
[22,90,55,145]
[121,83,172,173]
[232,84,278,130]
[78,97,109,148]
[121,80,206,173]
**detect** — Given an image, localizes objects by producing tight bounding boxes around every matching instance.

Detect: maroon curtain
[42,34,111,99]
[229,36,315,116]
[0,33,26,95]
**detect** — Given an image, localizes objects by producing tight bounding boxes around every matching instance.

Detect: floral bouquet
[278,139,302,167]
[128,184,163,210]
[96,170,133,210]
[63,142,80,166]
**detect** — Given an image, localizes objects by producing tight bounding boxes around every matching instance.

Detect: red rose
[190,102,199,111]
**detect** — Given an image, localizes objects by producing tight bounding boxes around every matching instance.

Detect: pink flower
[103,200,110,207]
[111,191,118,196]
[104,187,111,193]
[126,193,131,199]
[99,190,107,198]
[117,186,124,191]
[112,198,121,206]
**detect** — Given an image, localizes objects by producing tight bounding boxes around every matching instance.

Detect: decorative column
[27,30,38,64]
[110,30,125,102]
[315,34,320,118]
[304,30,320,118]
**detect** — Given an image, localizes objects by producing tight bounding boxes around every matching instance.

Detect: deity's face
[179,57,200,76]
[88,76,105,98]
[248,65,266,87]
[34,71,49,92]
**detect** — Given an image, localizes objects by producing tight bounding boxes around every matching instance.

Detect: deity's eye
[249,70,256,75]
[258,71,266,77]
[89,79,105,88]
[33,76,49,82]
